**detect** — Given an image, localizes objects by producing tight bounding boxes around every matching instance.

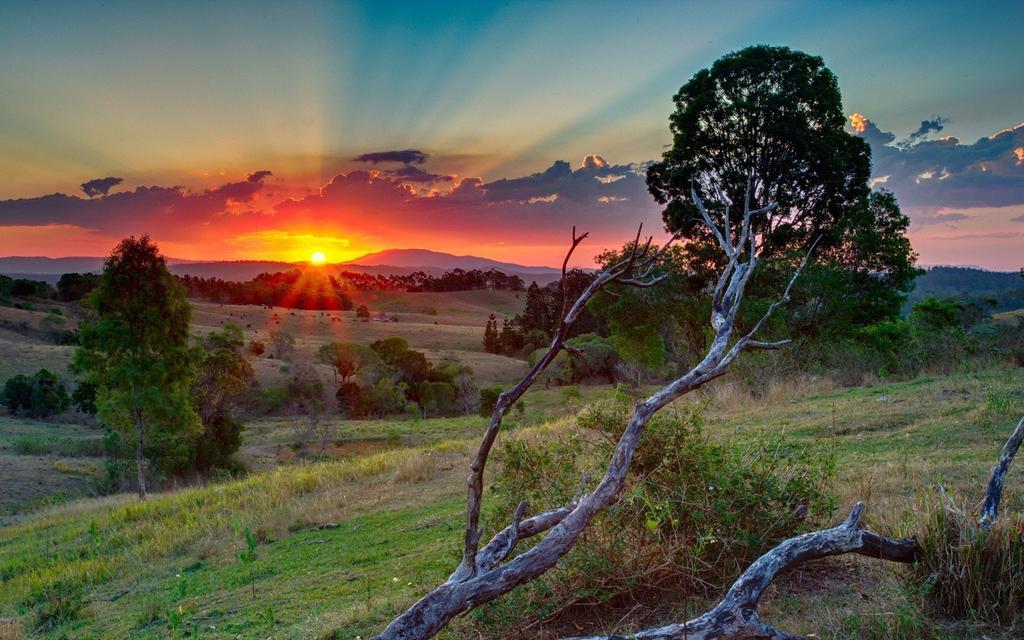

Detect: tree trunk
[133,411,147,499]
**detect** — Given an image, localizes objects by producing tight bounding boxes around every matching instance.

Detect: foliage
[646,44,869,262]
[205,323,244,351]
[268,329,295,358]
[317,341,379,384]
[482,398,834,631]
[179,268,353,310]
[73,235,201,496]
[479,386,503,417]
[356,304,371,319]
[246,339,266,356]
[27,579,87,631]
[2,369,70,417]
[56,272,101,302]
[191,346,256,471]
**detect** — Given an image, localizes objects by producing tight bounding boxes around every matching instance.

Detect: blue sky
[0,1,1021,267]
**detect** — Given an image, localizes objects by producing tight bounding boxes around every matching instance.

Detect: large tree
[647,44,870,261]
[646,45,917,341]
[74,236,200,499]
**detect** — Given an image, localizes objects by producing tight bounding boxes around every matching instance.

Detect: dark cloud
[386,165,454,183]
[481,155,647,205]
[80,176,123,198]
[855,115,1024,213]
[1011,214,1024,223]
[353,149,428,165]
[903,116,947,146]
[0,174,271,238]
[247,170,272,183]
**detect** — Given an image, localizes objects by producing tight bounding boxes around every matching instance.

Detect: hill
[909,266,1024,312]
[342,248,560,275]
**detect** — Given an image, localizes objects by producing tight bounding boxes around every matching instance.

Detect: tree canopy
[74,235,201,498]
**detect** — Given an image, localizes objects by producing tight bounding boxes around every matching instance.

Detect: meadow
[1,290,1023,639]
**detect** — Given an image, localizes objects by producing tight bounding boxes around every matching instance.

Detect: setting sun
[310,250,326,265]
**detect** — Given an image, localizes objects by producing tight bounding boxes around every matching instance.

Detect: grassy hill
[1,368,1022,639]
[910,266,1024,312]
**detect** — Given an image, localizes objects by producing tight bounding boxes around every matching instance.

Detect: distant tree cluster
[178,269,354,310]
[1,368,69,418]
[177,267,526,310]
[0,275,53,301]
[317,336,479,419]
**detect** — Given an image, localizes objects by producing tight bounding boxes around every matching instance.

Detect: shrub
[479,386,503,417]
[247,339,266,356]
[27,579,87,631]
[356,304,371,319]
[912,494,1024,625]
[2,369,69,417]
[479,398,834,632]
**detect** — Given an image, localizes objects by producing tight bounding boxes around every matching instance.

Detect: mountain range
[0,250,564,285]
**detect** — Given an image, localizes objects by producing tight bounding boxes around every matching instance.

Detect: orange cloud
[849,113,868,133]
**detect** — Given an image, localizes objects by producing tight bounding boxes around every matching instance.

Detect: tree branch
[979,414,1024,526]
[564,503,920,640]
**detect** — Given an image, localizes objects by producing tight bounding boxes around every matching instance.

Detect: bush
[27,579,87,631]
[356,304,371,319]
[247,339,266,356]
[479,398,834,632]
[3,369,69,417]
[912,494,1024,625]
[479,386,503,417]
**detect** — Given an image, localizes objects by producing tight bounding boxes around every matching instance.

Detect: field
[1,290,1023,639]
[0,364,1021,638]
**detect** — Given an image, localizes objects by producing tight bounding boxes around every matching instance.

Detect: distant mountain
[1,250,565,285]
[909,266,1024,312]
[342,248,560,275]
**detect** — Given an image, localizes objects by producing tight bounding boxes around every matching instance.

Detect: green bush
[478,398,834,632]
[2,369,69,417]
[27,579,87,631]
[479,386,503,417]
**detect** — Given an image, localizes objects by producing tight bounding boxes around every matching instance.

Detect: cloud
[480,155,647,205]
[80,176,123,198]
[386,165,454,183]
[353,149,428,165]
[914,211,972,226]
[0,174,272,239]
[903,116,947,146]
[852,114,1024,214]
[1011,214,1024,223]
[246,170,272,183]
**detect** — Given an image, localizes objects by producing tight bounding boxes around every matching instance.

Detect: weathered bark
[564,503,919,640]
[133,410,147,500]
[373,180,816,640]
[978,414,1024,526]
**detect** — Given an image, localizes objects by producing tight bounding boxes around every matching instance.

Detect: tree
[647,45,870,264]
[191,347,255,471]
[73,236,200,499]
[268,330,295,359]
[317,342,377,384]
[356,304,371,319]
[645,45,918,347]
[205,323,244,351]
[2,374,32,415]
[286,362,326,450]
[482,314,499,354]
[29,369,70,418]
[56,272,101,302]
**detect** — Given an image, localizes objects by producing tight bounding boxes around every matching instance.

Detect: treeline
[485,243,1024,390]
[178,269,354,310]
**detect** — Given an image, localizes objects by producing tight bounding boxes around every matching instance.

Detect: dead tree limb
[565,503,920,640]
[979,414,1024,527]
[374,178,813,640]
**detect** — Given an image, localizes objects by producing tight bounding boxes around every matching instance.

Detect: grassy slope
[2,369,1023,638]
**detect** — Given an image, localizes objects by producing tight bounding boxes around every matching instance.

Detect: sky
[0,0,1021,269]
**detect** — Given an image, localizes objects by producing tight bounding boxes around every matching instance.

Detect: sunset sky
[1,1,1022,269]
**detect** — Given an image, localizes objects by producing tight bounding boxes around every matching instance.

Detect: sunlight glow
[310,250,326,265]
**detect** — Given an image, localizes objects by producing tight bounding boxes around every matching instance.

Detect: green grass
[1,368,1023,638]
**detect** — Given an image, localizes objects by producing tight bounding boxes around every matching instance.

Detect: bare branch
[979,414,1024,526]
